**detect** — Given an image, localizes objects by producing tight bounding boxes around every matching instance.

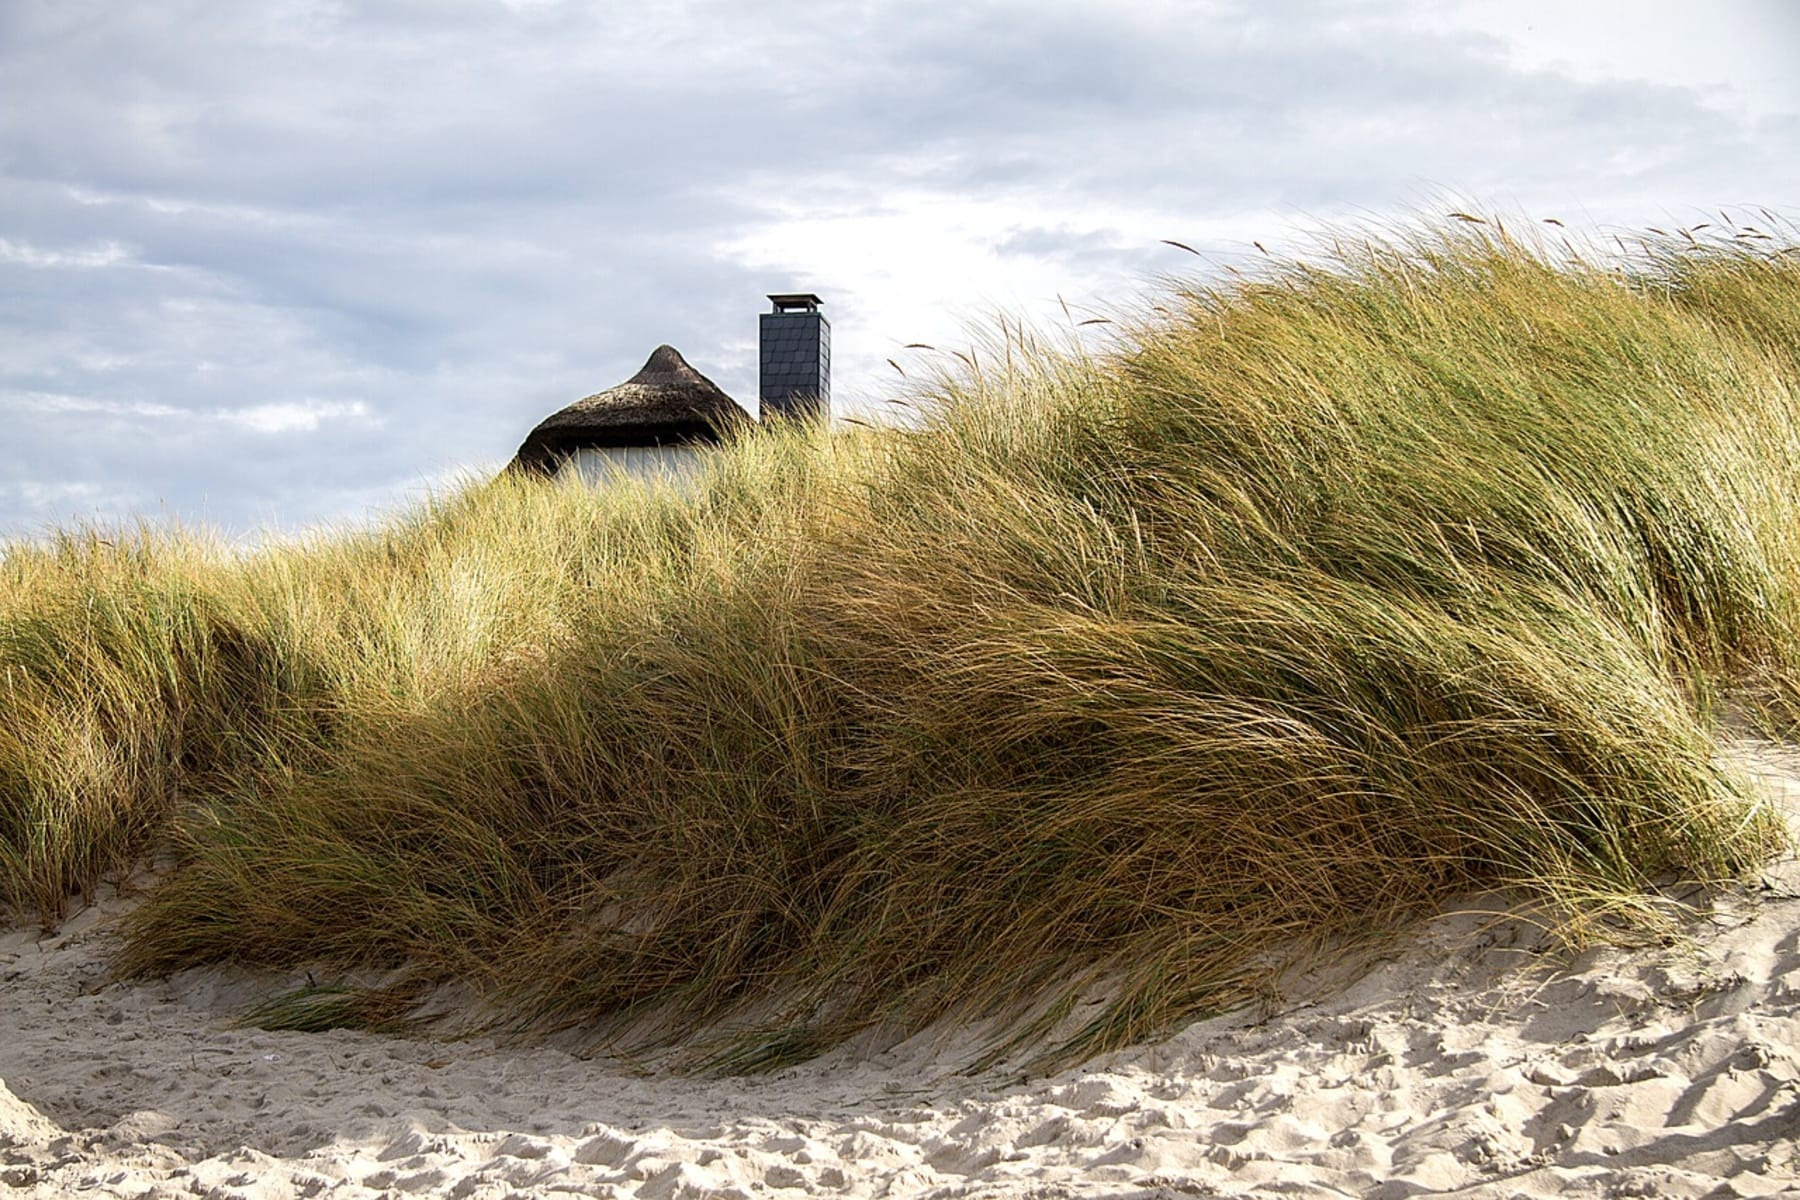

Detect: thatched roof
[510,345,750,474]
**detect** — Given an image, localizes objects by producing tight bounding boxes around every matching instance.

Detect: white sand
[4,744,1800,1199]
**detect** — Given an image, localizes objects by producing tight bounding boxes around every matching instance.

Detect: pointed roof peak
[639,344,690,374]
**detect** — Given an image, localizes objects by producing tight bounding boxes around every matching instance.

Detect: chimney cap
[768,292,823,312]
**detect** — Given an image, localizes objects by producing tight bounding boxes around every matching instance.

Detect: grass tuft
[236,982,429,1035]
[4,212,1797,1067]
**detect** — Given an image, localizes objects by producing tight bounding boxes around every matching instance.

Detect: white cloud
[6,391,376,434]
[0,237,132,269]
[1425,0,1800,119]
[8,392,182,419]
[11,480,110,506]
[218,400,378,435]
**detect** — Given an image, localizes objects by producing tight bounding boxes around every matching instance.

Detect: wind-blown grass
[3,213,1796,1068]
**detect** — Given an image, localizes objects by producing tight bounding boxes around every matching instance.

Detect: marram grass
[3,214,1796,1069]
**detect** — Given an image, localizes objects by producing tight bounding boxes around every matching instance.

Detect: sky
[2,0,1796,542]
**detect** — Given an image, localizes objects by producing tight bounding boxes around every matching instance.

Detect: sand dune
[4,746,1799,1199]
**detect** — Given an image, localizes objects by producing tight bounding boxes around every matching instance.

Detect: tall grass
[3,214,1796,1068]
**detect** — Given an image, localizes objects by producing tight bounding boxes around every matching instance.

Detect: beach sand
[4,742,1799,1199]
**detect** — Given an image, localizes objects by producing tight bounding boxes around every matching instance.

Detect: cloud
[0,0,1794,540]
[221,400,377,435]
[0,237,134,269]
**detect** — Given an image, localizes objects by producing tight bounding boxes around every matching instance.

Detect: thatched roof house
[509,345,750,476]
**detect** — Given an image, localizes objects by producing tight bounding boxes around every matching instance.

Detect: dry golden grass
[3,213,1797,1068]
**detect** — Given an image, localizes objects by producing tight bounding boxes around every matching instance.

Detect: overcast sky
[3,0,1796,542]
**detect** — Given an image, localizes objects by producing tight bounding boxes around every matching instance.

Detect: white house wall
[570,445,706,489]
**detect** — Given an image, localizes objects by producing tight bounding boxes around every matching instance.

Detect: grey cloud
[2,0,1794,539]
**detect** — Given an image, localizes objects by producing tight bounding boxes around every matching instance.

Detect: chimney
[759,293,830,423]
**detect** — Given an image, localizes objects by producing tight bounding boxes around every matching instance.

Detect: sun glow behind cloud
[718,178,1302,413]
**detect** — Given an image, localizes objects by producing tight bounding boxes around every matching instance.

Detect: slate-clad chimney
[759,293,830,423]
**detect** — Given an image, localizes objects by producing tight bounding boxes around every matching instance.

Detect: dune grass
[2,213,1796,1068]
